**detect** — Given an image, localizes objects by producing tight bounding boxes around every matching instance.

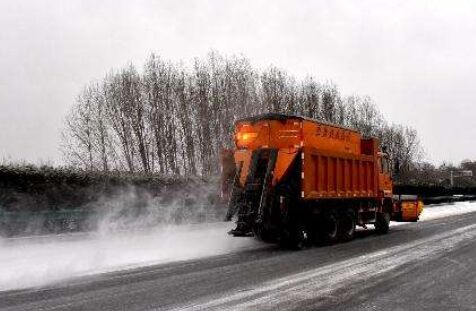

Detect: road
[1,206,476,310]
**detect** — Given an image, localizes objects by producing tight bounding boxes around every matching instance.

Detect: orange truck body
[224,113,422,247]
[234,117,392,200]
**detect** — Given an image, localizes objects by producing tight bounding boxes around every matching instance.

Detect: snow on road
[0,201,475,291]
[176,222,476,310]
[0,222,261,291]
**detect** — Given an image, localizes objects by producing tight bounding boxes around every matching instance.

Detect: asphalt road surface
[1,209,476,310]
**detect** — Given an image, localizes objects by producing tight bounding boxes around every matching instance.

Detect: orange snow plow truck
[222,113,423,249]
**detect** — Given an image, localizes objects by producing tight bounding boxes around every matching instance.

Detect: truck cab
[378,152,393,198]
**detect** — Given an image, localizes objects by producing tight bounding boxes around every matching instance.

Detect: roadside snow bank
[417,200,476,221]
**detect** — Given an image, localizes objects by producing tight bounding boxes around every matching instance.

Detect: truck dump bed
[234,113,386,200]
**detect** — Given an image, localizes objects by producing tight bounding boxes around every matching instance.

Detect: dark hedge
[0,164,218,212]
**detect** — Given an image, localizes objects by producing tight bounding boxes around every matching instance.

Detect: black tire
[290,224,311,250]
[375,211,390,234]
[338,208,356,242]
[322,210,339,244]
[280,224,310,250]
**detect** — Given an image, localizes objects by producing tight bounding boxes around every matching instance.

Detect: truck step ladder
[228,149,278,236]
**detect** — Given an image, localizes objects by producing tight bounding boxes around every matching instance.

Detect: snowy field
[0,201,475,291]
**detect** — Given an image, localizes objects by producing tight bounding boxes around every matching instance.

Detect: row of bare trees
[63,52,422,177]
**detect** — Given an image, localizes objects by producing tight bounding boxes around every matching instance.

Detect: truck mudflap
[392,195,424,222]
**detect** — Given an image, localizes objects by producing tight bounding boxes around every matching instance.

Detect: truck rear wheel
[375,211,390,234]
[338,208,356,242]
[280,224,310,250]
[322,211,339,244]
[291,224,311,250]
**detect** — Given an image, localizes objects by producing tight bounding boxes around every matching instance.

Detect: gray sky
[0,0,475,165]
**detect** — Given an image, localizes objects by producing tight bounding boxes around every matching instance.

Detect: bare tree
[63,51,423,178]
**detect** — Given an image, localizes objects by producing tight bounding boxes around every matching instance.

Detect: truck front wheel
[375,211,390,234]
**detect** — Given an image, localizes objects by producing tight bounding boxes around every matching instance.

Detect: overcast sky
[0,0,475,165]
